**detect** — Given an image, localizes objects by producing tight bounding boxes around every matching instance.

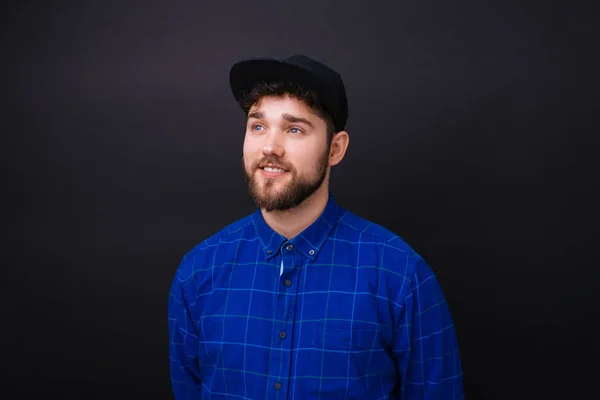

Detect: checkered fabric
[168,195,463,399]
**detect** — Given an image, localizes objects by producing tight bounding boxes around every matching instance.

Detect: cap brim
[229,58,329,106]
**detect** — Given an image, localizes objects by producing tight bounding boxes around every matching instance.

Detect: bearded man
[168,54,464,399]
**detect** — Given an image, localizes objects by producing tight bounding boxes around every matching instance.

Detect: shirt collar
[251,194,341,261]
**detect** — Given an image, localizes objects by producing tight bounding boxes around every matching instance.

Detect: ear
[328,131,350,167]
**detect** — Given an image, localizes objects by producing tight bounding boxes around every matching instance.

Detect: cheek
[297,144,327,166]
[242,137,259,159]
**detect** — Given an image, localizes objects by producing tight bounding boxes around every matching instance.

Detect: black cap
[229,54,348,133]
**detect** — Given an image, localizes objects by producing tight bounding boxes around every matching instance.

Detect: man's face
[242,95,331,212]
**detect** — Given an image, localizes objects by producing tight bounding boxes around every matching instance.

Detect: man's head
[230,55,349,212]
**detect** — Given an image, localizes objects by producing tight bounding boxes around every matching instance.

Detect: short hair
[238,81,336,143]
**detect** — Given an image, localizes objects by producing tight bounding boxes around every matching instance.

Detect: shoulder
[174,213,256,281]
[337,207,420,257]
[336,207,429,284]
[337,208,445,307]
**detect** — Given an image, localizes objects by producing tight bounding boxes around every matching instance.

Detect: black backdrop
[3,1,598,399]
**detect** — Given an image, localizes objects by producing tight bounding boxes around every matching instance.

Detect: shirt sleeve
[168,262,202,398]
[393,256,464,399]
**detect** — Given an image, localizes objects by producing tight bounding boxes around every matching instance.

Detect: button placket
[273,244,296,393]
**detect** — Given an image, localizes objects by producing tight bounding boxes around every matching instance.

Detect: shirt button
[309,249,315,255]
[274,382,282,390]
[266,250,272,254]
[279,331,286,339]
[286,244,293,251]
[284,279,292,287]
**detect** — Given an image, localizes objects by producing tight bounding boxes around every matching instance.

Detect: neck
[261,184,329,240]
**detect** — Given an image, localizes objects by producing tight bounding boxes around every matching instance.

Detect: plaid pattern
[168,195,463,399]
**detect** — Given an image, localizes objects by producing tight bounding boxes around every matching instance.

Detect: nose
[262,130,285,157]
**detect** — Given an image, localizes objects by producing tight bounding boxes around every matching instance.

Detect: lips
[259,164,289,172]
[262,166,286,173]
[257,163,290,179]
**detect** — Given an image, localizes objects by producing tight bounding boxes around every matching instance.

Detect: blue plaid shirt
[168,195,463,399]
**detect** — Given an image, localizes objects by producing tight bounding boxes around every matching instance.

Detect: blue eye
[289,127,302,134]
[252,124,264,131]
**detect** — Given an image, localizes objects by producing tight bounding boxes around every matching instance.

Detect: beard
[243,149,329,212]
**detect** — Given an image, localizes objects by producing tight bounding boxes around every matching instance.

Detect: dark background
[3,0,598,398]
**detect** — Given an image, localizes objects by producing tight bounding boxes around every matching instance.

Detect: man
[168,54,464,399]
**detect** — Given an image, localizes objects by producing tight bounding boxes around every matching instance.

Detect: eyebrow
[282,113,314,128]
[247,111,314,128]
[248,111,264,120]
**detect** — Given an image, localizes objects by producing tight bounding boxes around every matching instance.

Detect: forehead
[249,95,316,117]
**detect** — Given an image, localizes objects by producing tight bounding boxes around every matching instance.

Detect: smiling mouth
[258,162,290,172]
[262,166,287,173]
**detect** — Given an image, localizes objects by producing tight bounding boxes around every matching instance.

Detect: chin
[260,186,287,198]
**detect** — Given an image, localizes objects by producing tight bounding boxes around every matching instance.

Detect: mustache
[253,155,293,171]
